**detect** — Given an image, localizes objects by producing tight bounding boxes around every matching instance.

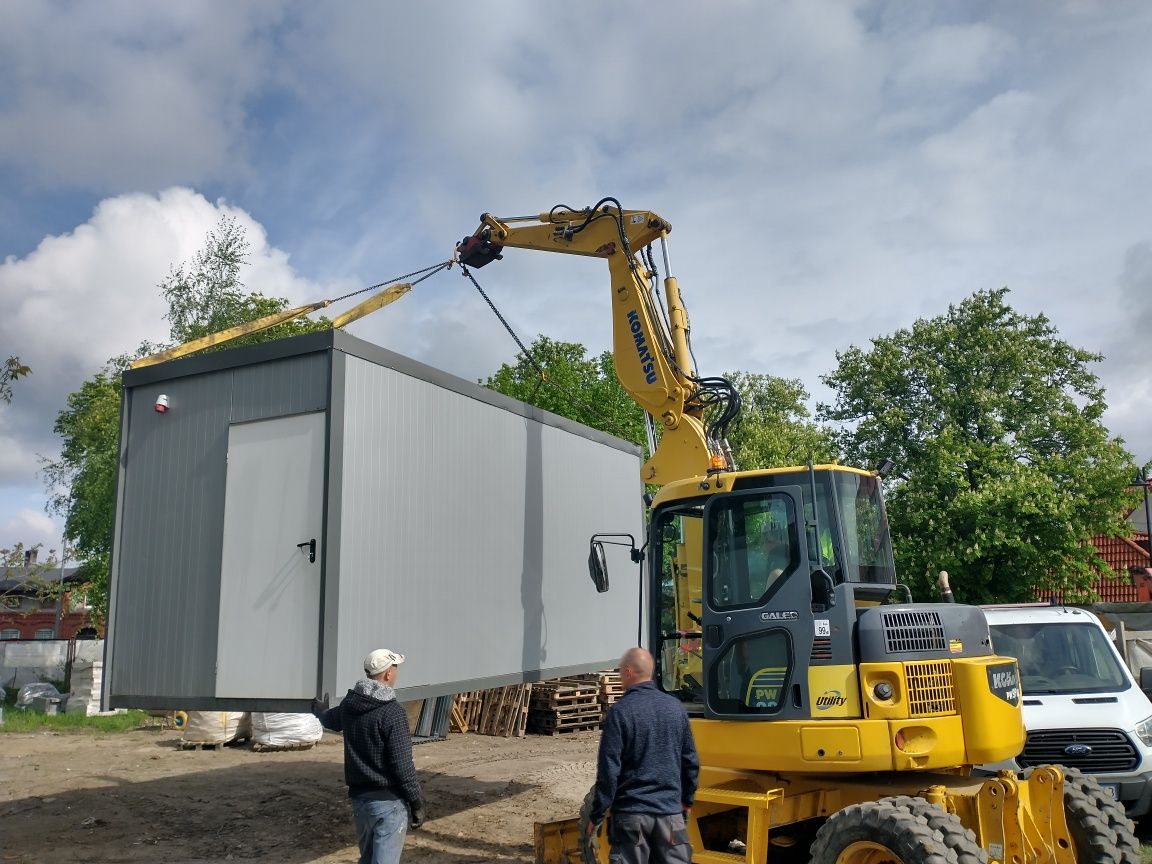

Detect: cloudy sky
[3,1,1152,556]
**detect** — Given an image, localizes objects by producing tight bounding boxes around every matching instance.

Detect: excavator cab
[650,465,902,722]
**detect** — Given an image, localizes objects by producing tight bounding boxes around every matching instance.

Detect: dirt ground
[1,725,599,863]
[8,726,1152,864]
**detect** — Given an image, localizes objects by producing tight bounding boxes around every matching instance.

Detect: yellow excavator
[140,198,1138,864]
[456,201,1140,864]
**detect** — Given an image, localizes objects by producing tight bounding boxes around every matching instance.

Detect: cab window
[710,494,801,610]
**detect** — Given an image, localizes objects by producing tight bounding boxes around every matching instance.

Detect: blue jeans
[350,796,408,864]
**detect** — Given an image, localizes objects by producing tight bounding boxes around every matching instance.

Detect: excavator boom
[458,203,735,485]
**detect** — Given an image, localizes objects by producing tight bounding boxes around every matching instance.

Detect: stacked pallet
[594,670,623,723]
[527,679,601,735]
[566,670,624,725]
[476,684,533,737]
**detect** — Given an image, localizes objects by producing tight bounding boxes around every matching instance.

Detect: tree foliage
[161,216,329,348]
[0,542,71,608]
[819,287,1138,603]
[483,335,648,448]
[1,355,31,404]
[723,371,838,470]
[44,218,330,622]
[483,337,840,477]
[41,360,127,617]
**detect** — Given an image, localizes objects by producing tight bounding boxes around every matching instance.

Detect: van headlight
[1136,715,1152,747]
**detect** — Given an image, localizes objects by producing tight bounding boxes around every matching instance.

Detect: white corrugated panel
[330,355,643,700]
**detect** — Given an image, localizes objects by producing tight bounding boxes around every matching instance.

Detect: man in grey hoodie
[315,648,425,864]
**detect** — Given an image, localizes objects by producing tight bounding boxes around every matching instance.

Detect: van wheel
[1022,765,1140,864]
[810,801,951,864]
[878,796,988,864]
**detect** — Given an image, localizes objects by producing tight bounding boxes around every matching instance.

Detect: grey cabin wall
[107,351,328,706]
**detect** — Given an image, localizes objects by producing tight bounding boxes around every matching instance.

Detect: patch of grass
[0,708,149,733]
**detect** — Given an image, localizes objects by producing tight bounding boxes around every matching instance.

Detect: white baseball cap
[364,648,405,676]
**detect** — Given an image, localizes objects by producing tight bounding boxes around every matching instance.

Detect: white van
[982,605,1152,818]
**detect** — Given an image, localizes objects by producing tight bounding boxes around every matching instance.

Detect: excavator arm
[457,202,735,486]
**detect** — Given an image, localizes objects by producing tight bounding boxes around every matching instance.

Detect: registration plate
[1099,783,1119,800]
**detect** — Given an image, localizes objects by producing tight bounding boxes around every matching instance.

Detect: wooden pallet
[451,691,485,733]
[527,677,603,735]
[563,671,623,725]
[565,671,623,700]
[251,741,317,752]
[529,680,599,710]
[477,684,533,737]
[528,709,603,736]
[179,741,226,751]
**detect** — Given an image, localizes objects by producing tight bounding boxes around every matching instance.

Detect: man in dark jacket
[315,648,424,864]
[588,647,699,864]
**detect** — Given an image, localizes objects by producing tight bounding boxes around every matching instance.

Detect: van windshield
[989,622,1129,695]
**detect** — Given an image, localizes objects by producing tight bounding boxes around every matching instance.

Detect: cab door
[701,487,814,720]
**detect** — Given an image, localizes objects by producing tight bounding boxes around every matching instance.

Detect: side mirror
[1140,667,1152,694]
[588,541,610,593]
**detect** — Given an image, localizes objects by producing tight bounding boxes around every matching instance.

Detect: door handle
[296,539,316,563]
[705,625,722,648]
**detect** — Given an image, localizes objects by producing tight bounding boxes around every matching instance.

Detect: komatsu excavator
[456,201,1139,864]
[138,198,1138,864]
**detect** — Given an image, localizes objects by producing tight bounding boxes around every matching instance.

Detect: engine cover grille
[1018,728,1139,773]
[883,610,947,653]
[905,660,956,716]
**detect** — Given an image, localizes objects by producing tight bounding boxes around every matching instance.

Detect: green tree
[1,356,31,404]
[724,371,838,469]
[43,218,330,622]
[484,335,648,447]
[819,287,1137,604]
[0,543,72,611]
[484,338,840,473]
[41,361,126,618]
[161,216,329,349]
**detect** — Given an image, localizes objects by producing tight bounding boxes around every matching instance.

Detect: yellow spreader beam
[130,282,414,370]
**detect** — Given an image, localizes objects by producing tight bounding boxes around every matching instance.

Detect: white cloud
[0,497,62,557]
[0,1,283,189]
[1098,242,1152,463]
[0,188,333,505]
[889,22,1015,93]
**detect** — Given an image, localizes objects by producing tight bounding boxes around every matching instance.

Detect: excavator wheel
[810,800,953,864]
[878,796,988,864]
[578,785,605,864]
[1022,765,1140,864]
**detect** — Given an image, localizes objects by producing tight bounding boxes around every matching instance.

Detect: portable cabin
[104,330,644,711]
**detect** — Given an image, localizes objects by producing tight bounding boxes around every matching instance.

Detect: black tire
[878,796,988,864]
[810,801,954,864]
[1022,765,1140,864]
[578,785,603,864]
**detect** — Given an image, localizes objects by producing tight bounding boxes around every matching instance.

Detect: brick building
[0,549,97,641]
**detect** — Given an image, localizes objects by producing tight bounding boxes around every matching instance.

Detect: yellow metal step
[693,852,747,864]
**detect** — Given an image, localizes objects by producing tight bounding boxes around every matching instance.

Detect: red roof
[1097,533,1151,571]
[1034,533,1150,603]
